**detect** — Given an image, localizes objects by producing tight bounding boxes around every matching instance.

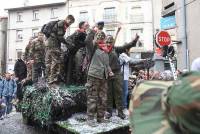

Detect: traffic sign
[155,31,171,47]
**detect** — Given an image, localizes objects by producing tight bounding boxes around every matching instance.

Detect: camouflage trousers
[45,48,62,84]
[32,62,45,83]
[86,76,108,120]
[26,63,33,81]
[107,73,124,113]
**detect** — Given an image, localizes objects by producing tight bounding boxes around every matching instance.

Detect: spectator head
[21,53,25,60]
[5,73,11,80]
[65,15,75,25]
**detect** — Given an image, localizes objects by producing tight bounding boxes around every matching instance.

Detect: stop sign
[155,31,171,47]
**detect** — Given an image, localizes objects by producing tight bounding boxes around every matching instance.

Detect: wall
[0,18,7,73]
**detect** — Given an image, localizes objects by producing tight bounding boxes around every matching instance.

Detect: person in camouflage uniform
[86,31,114,126]
[104,32,139,120]
[129,71,200,134]
[24,37,35,82]
[29,32,45,83]
[45,15,75,85]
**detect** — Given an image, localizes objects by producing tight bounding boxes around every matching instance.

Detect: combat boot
[104,111,112,119]
[118,110,126,119]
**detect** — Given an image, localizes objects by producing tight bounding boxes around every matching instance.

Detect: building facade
[162,0,200,70]
[6,0,162,70]
[0,17,7,74]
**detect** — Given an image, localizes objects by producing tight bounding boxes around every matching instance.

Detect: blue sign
[160,15,176,30]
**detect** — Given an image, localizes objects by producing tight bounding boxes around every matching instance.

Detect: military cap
[97,21,104,26]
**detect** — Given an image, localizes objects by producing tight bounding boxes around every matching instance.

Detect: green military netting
[21,85,86,126]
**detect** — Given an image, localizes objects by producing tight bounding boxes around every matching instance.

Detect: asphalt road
[0,112,47,134]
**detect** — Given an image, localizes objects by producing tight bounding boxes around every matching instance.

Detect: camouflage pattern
[24,42,33,81]
[26,62,33,81]
[165,72,200,134]
[45,20,67,84]
[129,80,174,134]
[24,41,33,62]
[107,74,124,114]
[29,38,45,83]
[45,48,61,84]
[129,72,200,134]
[86,76,107,122]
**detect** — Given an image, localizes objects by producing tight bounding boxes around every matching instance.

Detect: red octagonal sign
[156,31,171,47]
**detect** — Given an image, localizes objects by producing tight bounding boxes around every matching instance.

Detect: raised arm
[115,34,139,54]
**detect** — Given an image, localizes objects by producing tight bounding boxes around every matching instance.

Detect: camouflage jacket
[29,39,45,63]
[24,43,32,61]
[51,20,67,44]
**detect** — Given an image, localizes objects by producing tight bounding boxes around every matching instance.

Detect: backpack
[41,20,59,38]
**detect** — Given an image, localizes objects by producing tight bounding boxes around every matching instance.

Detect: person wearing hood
[2,73,17,114]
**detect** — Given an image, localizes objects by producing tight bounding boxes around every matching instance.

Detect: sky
[0,0,65,16]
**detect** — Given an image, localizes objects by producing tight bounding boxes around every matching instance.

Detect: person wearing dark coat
[14,57,27,111]
[14,58,27,82]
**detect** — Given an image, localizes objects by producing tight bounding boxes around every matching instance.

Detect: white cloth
[119,53,131,80]
[191,57,200,71]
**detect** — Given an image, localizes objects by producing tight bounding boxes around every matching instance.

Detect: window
[79,11,89,22]
[33,10,39,20]
[32,28,39,37]
[106,29,115,36]
[130,6,144,23]
[16,30,23,41]
[131,28,143,47]
[51,8,58,19]
[103,7,117,22]
[17,12,23,22]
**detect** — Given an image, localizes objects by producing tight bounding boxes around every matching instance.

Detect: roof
[5,2,66,11]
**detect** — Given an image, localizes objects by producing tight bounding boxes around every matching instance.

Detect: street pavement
[0,112,47,134]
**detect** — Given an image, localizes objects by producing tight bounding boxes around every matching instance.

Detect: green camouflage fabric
[29,38,45,83]
[29,38,45,63]
[107,73,124,115]
[165,72,200,134]
[129,72,200,134]
[86,76,107,122]
[45,48,61,84]
[129,80,174,134]
[24,42,32,62]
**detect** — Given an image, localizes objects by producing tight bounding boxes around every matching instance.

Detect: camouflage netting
[21,85,86,126]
